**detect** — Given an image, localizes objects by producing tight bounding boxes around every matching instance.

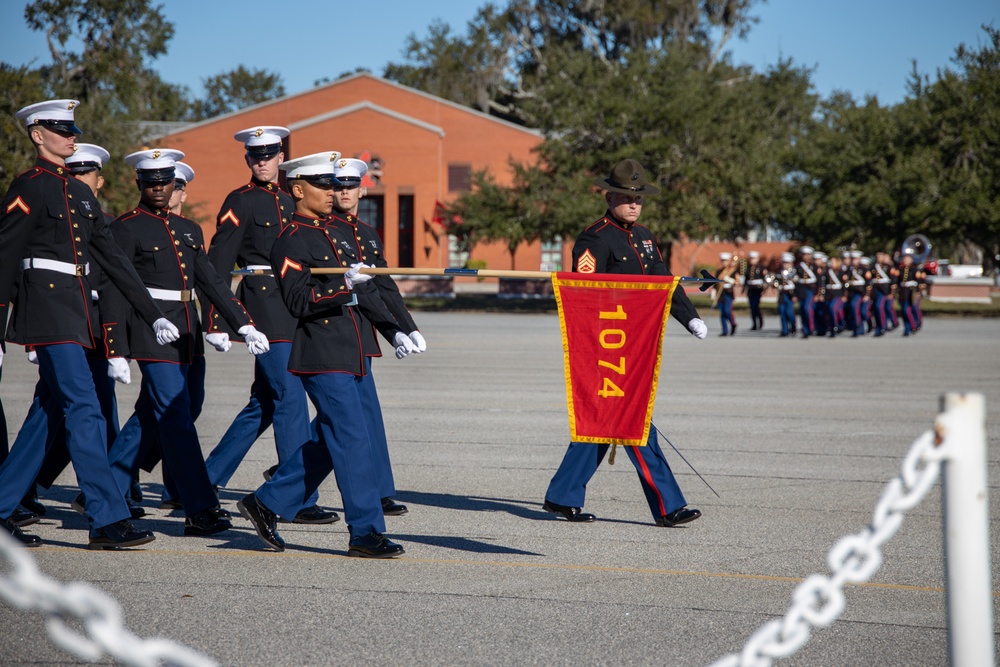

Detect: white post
[939,392,993,667]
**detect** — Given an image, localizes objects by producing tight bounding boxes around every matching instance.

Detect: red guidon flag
[553,273,680,446]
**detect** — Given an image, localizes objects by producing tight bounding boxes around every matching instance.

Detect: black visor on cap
[67,161,100,174]
[246,143,282,160]
[137,167,176,184]
[295,173,341,187]
[32,118,83,135]
[334,176,362,187]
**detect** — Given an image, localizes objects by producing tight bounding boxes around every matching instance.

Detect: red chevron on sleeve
[219,209,240,227]
[279,257,302,278]
[6,196,30,215]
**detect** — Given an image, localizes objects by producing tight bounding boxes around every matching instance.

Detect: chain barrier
[709,428,948,667]
[0,531,218,667]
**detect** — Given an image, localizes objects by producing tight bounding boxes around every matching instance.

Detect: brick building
[156,73,559,272]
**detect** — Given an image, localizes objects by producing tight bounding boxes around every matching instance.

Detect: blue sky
[1,0,996,106]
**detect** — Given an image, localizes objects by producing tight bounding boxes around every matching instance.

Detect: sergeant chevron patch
[6,196,30,215]
[576,248,596,273]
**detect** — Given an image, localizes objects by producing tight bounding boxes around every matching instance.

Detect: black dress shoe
[88,520,155,550]
[21,488,46,516]
[159,498,183,510]
[237,493,284,552]
[381,497,408,516]
[656,507,702,527]
[3,516,42,547]
[10,508,40,528]
[348,531,405,559]
[286,505,340,524]
[542,500,596,523]
[262,464,278,481]
[183,507,232,536]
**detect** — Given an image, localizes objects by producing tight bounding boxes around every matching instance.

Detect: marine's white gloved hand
[153,318,180,345]
[206,332,232,352]
[688,318,708,340]
[0,347,4,368]
[107,357,131,385]
[27,350,39,365]
[408,331,427,353]
[238,325,270,356]
[344,263,373,290]
[393,331,417,359]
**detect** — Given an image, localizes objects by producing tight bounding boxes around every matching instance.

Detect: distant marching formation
[711,243,929,338]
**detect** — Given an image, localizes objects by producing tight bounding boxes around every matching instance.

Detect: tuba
[901,234,931,263]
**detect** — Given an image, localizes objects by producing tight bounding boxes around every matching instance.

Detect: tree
[194,65,286,120]
[11,0,188,214]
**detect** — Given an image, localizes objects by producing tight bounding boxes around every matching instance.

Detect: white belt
[748,279,764,286]
[21,258,89,276]
[148,287,194,302]
[243,265,271,271]
[903,281,918,287]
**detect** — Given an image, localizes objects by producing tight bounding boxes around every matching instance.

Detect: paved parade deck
[2,313,999,666]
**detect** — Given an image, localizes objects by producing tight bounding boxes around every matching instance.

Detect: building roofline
[288,101,446,136]
[156,72,542,140]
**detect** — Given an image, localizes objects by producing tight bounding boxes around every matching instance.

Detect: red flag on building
[553,273,680,446]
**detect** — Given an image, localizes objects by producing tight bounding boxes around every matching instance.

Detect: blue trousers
[108,361,216,516]
[360,359,396,499]
[203,344,316,504]
[718,294,735,335]
[34,353,120,489]
[799,288,815,335]
[545,426,687,520]
[0,344,129,528]
[257,372,384,538]
[873,291,887,334]
[849,293,864,335]
[778,294,796,335]
[747,289,763,327]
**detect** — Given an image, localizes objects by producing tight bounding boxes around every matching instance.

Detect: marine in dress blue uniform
[715,252,738,336]
[236,152,412,558]
[776,253,798,336]
[27,144,128,510]
[102,148,271,537]
[328,157,425,517]
[795,246,817,337]
[197,127,334,524]
[743,251,765,330]
[0,100,175,549]
[542,159,706,527]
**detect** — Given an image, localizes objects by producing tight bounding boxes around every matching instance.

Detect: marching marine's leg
[543,442,606,521]
[623,427,700,526]
[360,359,407,515]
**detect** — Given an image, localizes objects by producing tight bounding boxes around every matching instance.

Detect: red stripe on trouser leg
[631,445,666,516]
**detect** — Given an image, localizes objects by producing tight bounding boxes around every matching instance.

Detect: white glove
[408,331,427,353]
[238,325,270,356]
[688,318,708,340]
[153,318,180,345]
[393,331,417,359]
[0,347,4,368]
[27,350,39,365]
[107,357,131,385]
[344,263,373,290]
[206,332,232,352]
